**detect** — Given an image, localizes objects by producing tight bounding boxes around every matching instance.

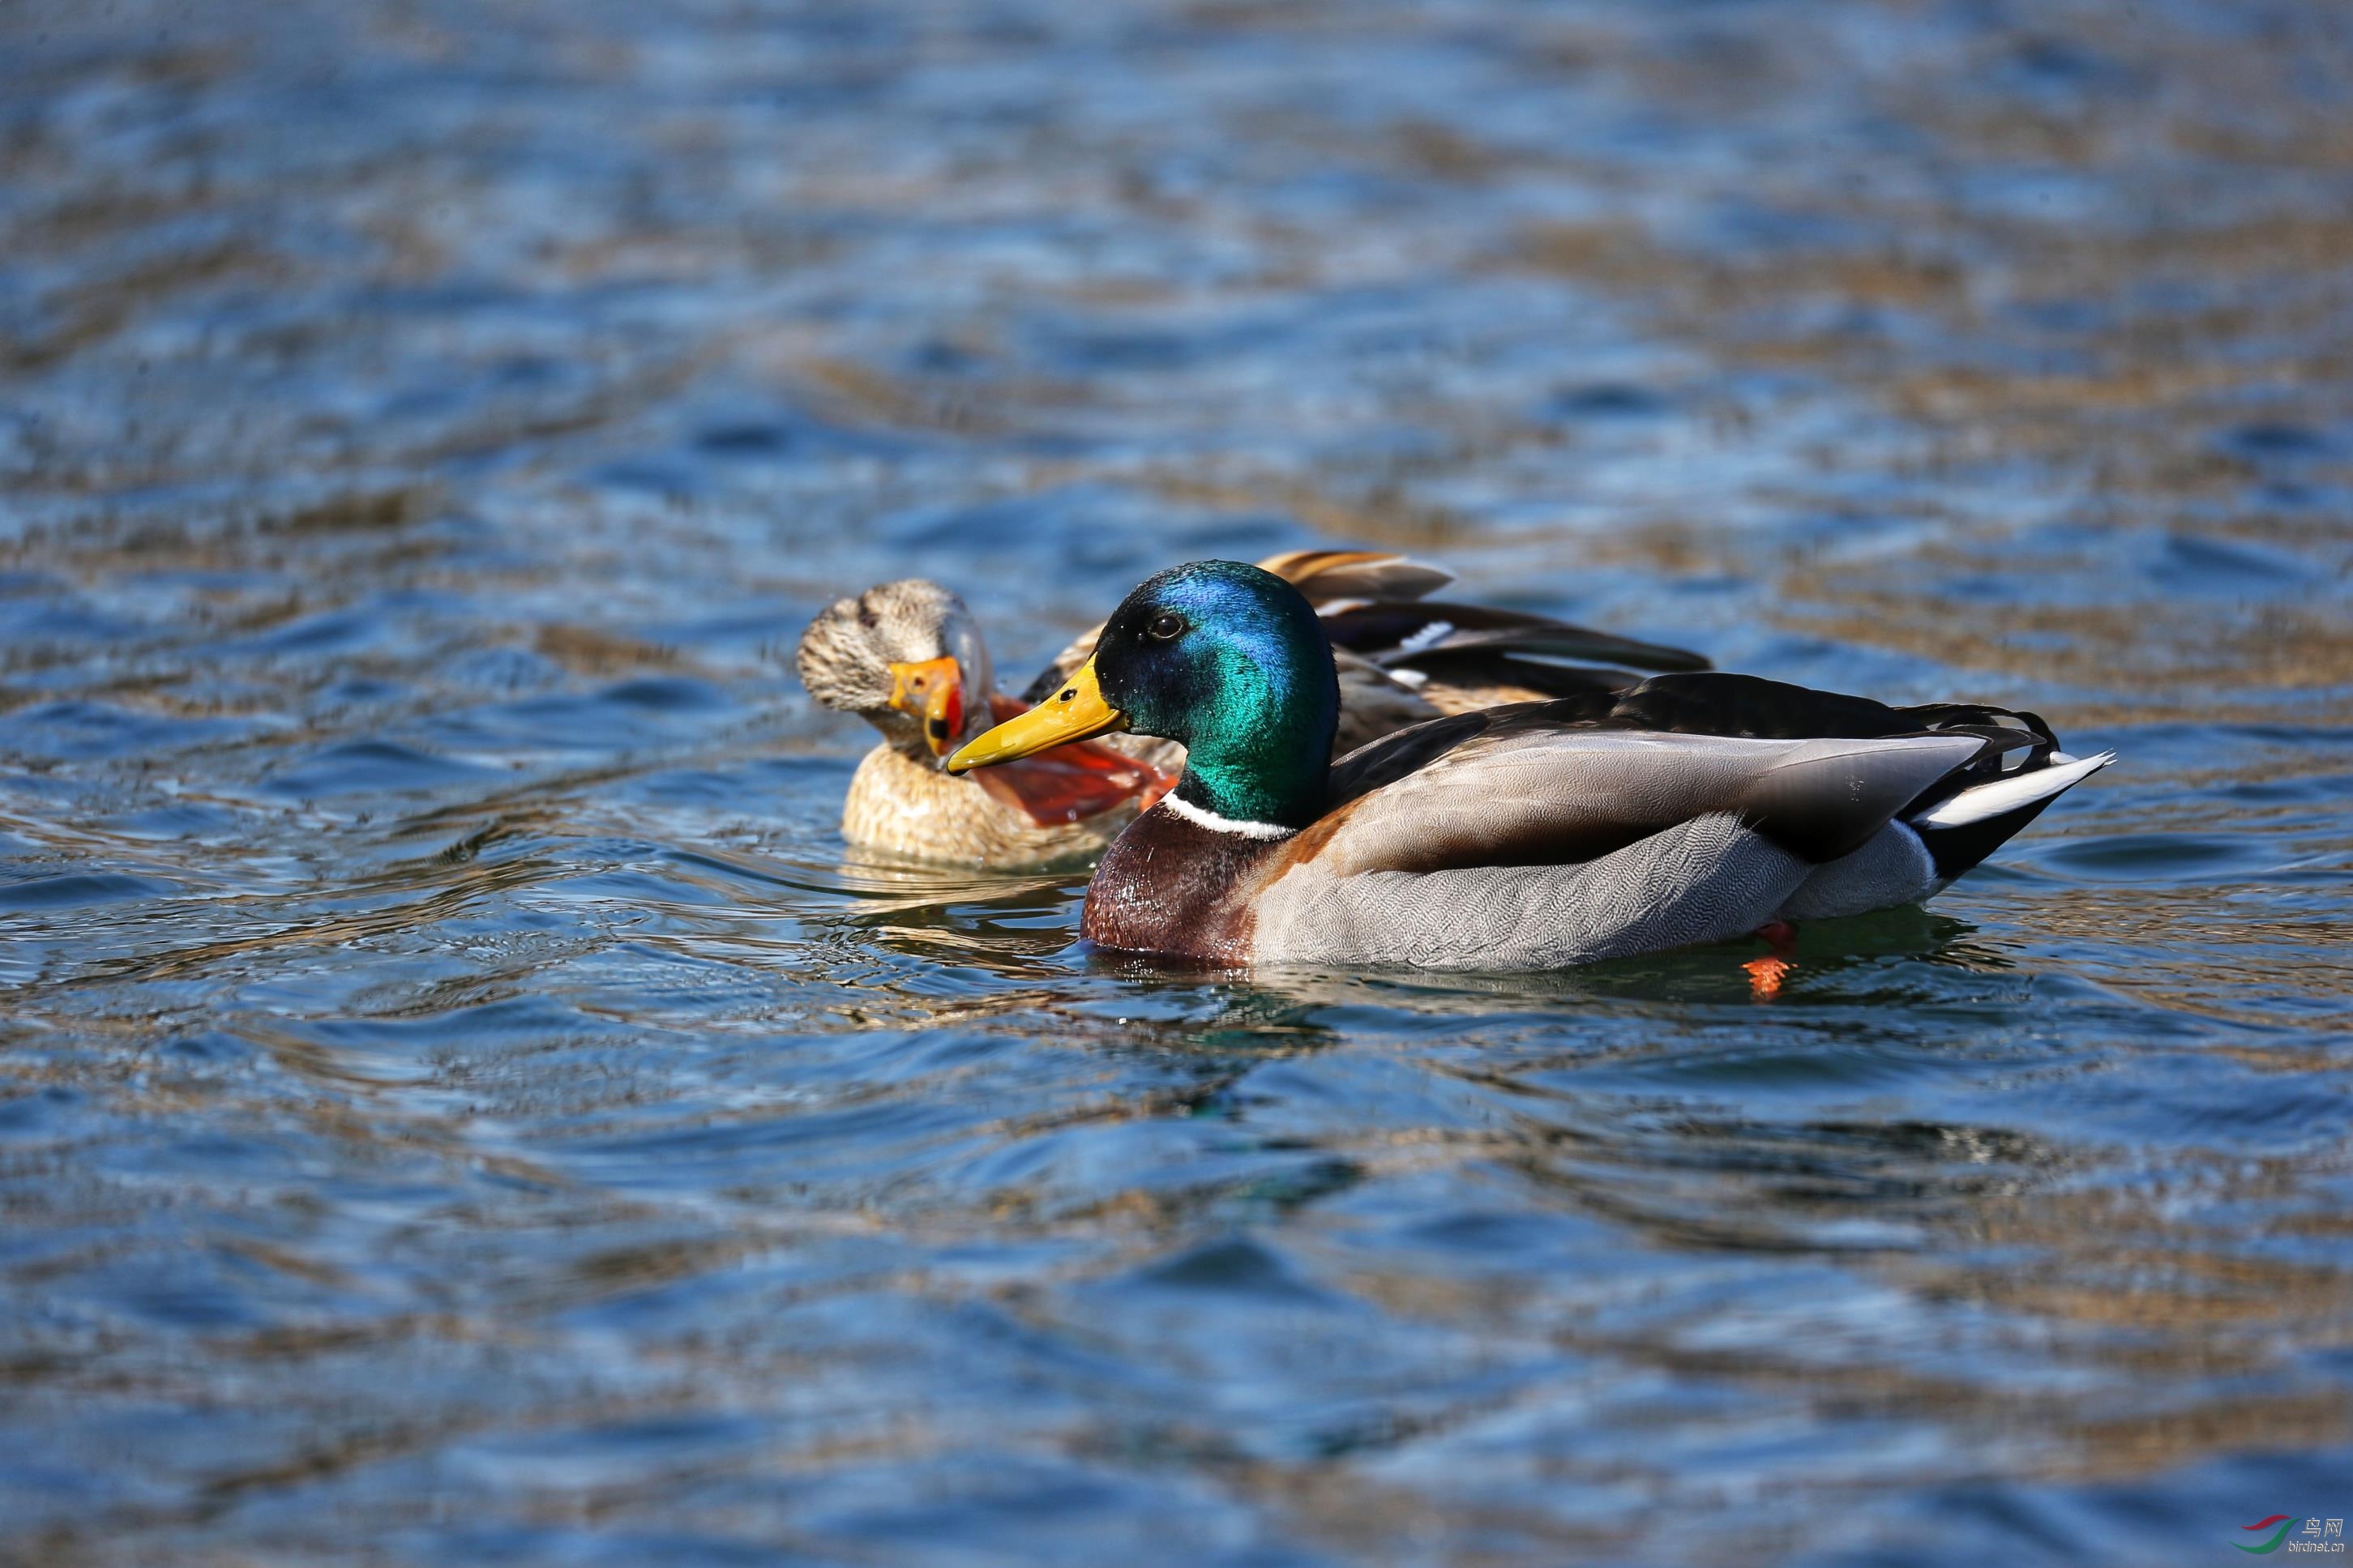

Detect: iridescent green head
[944,559,1339,829]
[1091,560,1339,827]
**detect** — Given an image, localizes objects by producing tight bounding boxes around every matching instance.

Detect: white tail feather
[1911,750,2116,828]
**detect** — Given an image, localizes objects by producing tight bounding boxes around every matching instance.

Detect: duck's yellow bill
[887,656,965,757]
[946,658,1125,773]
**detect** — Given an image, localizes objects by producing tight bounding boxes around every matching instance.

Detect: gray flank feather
[1254,814,1808,968]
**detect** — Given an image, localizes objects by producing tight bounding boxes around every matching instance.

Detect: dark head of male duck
[1097,562,1339,831]
[948,561,1339,831]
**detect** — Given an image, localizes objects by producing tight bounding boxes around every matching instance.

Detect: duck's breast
[1080,806,1285,963]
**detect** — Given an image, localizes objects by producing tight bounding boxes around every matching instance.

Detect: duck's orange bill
[945,658,1123,773]
[887,656,965,757]
[970,691,1170,826]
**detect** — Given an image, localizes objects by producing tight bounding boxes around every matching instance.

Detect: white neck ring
[1159,791,1296,840]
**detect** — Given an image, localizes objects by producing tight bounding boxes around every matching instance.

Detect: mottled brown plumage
[840,738,1136,867]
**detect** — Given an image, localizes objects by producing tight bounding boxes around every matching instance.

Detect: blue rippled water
[3,1,2351,1562]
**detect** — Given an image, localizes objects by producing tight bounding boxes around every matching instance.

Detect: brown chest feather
[1079,808,1285,963]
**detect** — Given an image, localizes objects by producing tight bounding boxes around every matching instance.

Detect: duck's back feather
[1250,672,2109,958]
[1327,672,2056,815]
[1289,727,1986,882]
[1323,600,1711,673]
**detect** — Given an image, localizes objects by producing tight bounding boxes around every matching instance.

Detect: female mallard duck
[796,549,1709,868]
[946,560,2116,968]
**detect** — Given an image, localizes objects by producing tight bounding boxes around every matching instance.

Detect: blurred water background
[3,0,2351,1562]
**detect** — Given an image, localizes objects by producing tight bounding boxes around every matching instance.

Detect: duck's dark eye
[858,607,879,630]
[1147,613,1185,641]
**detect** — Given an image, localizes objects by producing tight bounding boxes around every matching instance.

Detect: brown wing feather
[1255,549,1455,604]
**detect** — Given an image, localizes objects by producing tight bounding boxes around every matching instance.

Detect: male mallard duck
[946,560,2116,968]
[796,550,1709,868]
